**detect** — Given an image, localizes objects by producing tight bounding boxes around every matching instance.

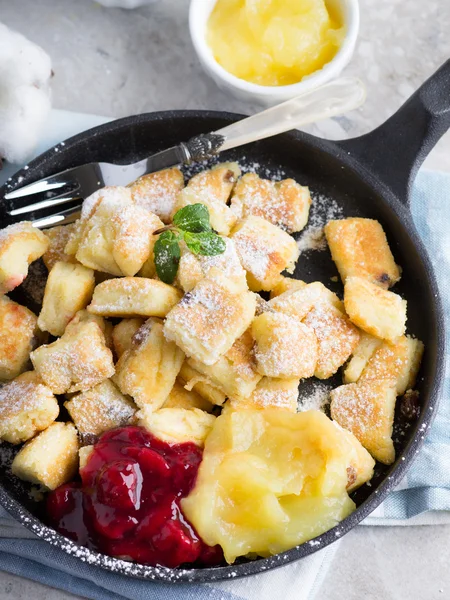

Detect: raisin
[224,169,236,183]
[400,389,420,421]
[180,292,194,305]
[80,432,99,446]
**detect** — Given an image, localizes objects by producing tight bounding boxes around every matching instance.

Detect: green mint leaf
[154,230,181,284]
[184,231,226,256]
[173,204,211,233]
[183,232,202,254]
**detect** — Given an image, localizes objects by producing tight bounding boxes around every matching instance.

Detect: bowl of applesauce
[189,0,359,104]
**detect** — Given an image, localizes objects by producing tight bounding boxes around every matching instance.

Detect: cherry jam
[46,426,222,568]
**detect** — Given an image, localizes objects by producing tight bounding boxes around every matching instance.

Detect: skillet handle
[336,60,450,204]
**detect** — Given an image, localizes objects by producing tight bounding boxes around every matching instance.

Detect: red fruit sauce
[46,426,223,568]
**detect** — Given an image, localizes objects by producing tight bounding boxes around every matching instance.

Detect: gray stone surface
[0,0,449,598]
[0,571,80,599]
[0,0,449,169]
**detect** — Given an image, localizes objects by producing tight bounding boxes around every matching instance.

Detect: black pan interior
[0,112,443,582]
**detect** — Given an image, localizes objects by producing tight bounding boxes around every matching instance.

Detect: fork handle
[211,77,366,152]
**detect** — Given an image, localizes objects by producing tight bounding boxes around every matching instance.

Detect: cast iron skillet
[0,61,449,583]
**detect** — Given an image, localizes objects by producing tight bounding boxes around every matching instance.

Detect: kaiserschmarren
[0,161,422,570]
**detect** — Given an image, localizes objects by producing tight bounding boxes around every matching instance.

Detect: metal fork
[1,78,365,229]
[2,154,186,228]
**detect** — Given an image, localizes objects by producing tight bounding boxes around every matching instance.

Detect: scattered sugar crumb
[297,192,343,254]
[239,158,286,181]
[297,226,327,253]
[182,157,286,182]
[297,383,331,412]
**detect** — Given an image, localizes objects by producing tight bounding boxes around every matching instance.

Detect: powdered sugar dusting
[130,168,184,223]
[66,380,136,435]
[303,304,359,378]
[112,203,158,256]
[297,382,331,412]
[182,157,286,182]
[230,173,310,233]
[233,235,270,280]
[198,237,246,283]
[250,382,298,411]
[225,330,258,382]
[0,379,52,418]
[30,321,115,394]
[0,222,29,243]
[238,158,286,181]
[231,214,298,283]
[89,278,179,315]
[164,275,255,364]
[81,186,131,219]
[331,381,394,438]
[297,192,343,254]
[179,163,239,210]
[254,313,317,379]
[297,226,328,253]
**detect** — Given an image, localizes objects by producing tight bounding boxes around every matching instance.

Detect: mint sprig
[153,204,226,284]
[173,204,211,233]
[154,230,181,284]
[184,231,226,256]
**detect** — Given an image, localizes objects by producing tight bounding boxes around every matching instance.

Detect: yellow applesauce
[182,409,374,563]
[206,0,345,86]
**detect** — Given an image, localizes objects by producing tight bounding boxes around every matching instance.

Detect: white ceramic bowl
[189,0,360,105]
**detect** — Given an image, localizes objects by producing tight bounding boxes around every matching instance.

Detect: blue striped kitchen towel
[363,169,450,526]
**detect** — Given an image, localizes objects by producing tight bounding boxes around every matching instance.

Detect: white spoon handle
[215,77,366,151]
